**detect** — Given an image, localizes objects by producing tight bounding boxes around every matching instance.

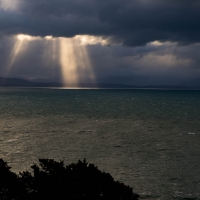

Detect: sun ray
[5,36,29,77]
[59,37,79,86]
[58,36,95,87]
[43,38,54,67]
[41,37,61,78]
[72,38,95,83]
[6,34,96,86]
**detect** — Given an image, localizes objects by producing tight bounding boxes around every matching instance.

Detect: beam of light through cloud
[72,37,95,83]
[8,34,193,87]
[5,34,96,85]
[59,38,79,86]
[5,34,41,77]
[133,54,193,70]
[3,32,200,87]
[59,37,95,86]
[6,36,29,76]
[42,37,58,70]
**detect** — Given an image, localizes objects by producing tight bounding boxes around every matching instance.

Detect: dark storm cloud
[1,0,200,46]
[86,41,200,86]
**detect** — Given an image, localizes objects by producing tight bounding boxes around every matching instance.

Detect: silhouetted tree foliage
[0,158,139,200]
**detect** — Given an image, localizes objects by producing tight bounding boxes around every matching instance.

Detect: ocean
[0,88,200,200]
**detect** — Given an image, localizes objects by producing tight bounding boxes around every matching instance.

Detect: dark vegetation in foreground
[0,158,139,200]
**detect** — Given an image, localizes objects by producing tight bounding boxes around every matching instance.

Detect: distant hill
[0,77,62,87]
[0,77,134,88]
[0,77,199,89]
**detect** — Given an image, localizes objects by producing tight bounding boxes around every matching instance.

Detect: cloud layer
[1,0,200,86]
[1,0,200,46]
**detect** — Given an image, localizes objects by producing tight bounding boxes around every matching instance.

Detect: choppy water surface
[0,88,200,200]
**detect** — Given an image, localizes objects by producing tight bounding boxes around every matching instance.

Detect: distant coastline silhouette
[0,158,139,200]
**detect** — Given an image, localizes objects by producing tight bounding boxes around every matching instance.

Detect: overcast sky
[0,0,200,86]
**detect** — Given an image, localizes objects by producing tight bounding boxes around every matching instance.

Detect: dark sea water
[0,88,200,200]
